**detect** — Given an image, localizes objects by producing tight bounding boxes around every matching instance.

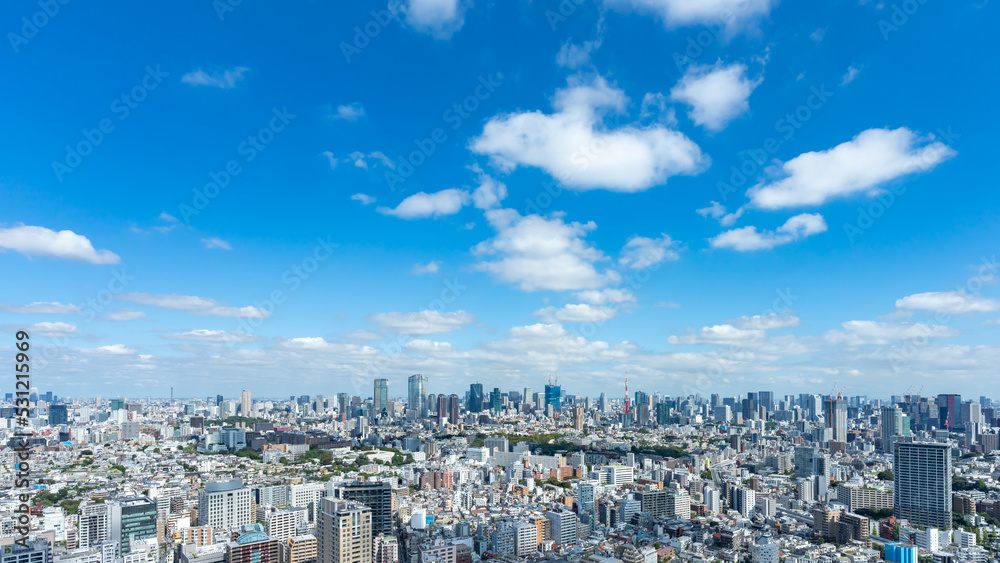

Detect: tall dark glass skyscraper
[373,379,388,416]
[469,383,484,413]
[332,480,393,536]
[408,374,427,416]
[545,384,561,409]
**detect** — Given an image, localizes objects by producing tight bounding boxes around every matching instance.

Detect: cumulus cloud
[377,189,470,219]
[329,102,365,121]
[24,321,78,337]
[118,293,271,318]
[895,291,1000,315]
[619,234,680,269]
[201,237,232,250]
[471,75,707,192]
[534,303,618,323]
[349,151,394,170]
[557,40,601,69]
[351,193,376,205]
[471,175,508,210]
[709,213,827,251]
[93,344,138,355]
[603,0,777,35]
[368,310,475,335]
[103,309,147,321]
[181,66,249,89]
[670,62,762,131]
[575,288,636,305]
[841,65,861,85]
[748,127,957,209]
[0,302,81,314]
[413,261,441,275]
[0,225,120,264]
[403,0,467,38]
[474,210,620,291]
[696,200,744,226]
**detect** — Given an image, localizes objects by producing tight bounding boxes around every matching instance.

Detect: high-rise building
[895,442,952,529]
[490,388,502,411]
[437,395,449,426]
[110,497,156,554]
[881,405,904,453]
[337,393,349,421]
[216,394,224,406]
[407,374,427,417]
[373,379,388,416]
[598,393,608,413]
[281,535,318,563]
[448,394,460,425]
[544,384,561,410]
[331,481,392,536]
[316,499,371,563]
[577,481,597,513]
[48,404,68,426]
[372,534,397,563]
[78,502,111,548]
[199,479,253,530]
[572,406,585,431]
[468,383,484,413]
[240,390,252,417]
[544,509,577,547]
[825,397,848,442]
[937,394,961,429]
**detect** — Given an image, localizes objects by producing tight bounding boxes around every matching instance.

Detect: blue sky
[1,0,998,400]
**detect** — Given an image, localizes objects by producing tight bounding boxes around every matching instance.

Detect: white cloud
[369,310,475,335]
[810,26,828,42]
[413,261,441,275]
[670,62,762,131]
[103,309,147,321]
[349,151,395,170]
[118,293,271,318]
[351,193,377,205]
[474,210,620,291]
[825,320,959,346]
[603,0,777,35]
[181,66,249,89]
[556,40,600,69]
[895,291,1000,315]
[696,200,743,226]
[669,324,766,345]
[403,0,467,38]
[534,303,618,323]
[841,65,861,85]
[575,288,636,305]
[471,75,707,193]
[0,225,120,264]
[748,127,957,209]
[166,329,261,343]
[734,311,800,330]
[619,234,680,269]
[322,151,339,169]
[159,212,178,223]
[26,321,78,337]
[0,302,81,314]
[471,175,508,210]
[201,237,232,250]
[329,102,365,121]
[93,344,137,355]
[710,213,827,251]
[377,189,470,219]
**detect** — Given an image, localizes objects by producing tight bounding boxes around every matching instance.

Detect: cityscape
[2,4,998,563]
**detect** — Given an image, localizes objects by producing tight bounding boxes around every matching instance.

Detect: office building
[544,509,577,547]
[825,397,848,443]
[110,497,156,554]
[407,374,427,417]
[0,538,52,563]
[330,481,392,536]
[373,380,387,416]
[881,405,904,453]
[895,442,952,529]
[468,384,484,413]
[48,404,68,426]
[199,479,253,530]
[937,394,961,429]
[316,499,371,563]
[544,384,561,410]
[240,390,252,417]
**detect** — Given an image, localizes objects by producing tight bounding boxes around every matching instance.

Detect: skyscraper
[895,442,952,529]
[199,479,253,530]
[937,394,961,429]
[48,404,68,426]
[490,388,502,411]
[373,379,388,416]
[337,393,349,421]
[240,390,252,417]
[407,374,427,417]
[448,394,460,425]
[468,383,484,413]
[317,499,371,563]
[881,405,904,453]
[544,384,561,410]
[825,397,848,442]
[331,481,393,536]
[109,497,156,554]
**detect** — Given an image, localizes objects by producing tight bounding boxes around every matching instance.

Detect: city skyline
[1,3,998,398]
